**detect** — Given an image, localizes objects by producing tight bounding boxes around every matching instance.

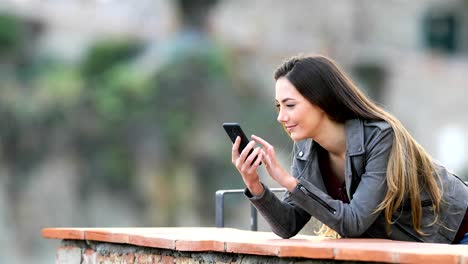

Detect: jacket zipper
[298,184,337,215]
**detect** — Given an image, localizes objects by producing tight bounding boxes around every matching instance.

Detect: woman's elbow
[272,228,299,239]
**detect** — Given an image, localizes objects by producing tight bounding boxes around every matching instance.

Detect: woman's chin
[290,132,305,141]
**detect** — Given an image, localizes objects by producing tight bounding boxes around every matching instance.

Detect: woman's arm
[231,135,311,238]
[245,183,311,238]
[243,135,312,238]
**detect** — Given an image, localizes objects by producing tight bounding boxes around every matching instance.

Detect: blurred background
[1,0,468,262]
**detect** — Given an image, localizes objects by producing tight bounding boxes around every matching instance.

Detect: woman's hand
[251,135,298,191]
[232,136,264,196]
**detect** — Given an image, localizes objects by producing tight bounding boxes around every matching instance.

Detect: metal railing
[215,188,286,231]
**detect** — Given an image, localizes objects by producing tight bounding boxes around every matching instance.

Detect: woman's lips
[285,125,297,131]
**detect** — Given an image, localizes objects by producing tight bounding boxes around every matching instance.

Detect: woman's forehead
[275,78,301,99]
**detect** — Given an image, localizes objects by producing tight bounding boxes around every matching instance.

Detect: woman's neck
[313,119,347,159]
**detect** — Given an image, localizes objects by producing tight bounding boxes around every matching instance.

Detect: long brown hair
[274,55,442,235]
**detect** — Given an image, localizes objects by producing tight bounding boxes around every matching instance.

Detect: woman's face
[275,77,326,141]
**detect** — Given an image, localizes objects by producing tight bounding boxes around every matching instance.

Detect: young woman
[231,55,468,244]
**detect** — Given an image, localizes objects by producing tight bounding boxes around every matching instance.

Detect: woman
[231,55,468,244]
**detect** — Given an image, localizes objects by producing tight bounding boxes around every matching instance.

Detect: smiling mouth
[285,125,297,131]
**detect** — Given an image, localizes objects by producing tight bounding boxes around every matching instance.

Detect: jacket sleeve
[289,129,393,237]
[245,184,311,238]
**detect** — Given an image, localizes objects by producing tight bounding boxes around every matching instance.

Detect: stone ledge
[42,227,468,264]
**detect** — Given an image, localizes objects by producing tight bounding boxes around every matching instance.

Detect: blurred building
[2,0,467,173]
[1,0,468,263]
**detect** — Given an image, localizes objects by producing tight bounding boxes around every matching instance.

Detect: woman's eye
[286,104,295,108]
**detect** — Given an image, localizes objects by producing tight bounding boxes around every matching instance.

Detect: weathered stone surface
[56,246,82,264]
[54,240,376,264]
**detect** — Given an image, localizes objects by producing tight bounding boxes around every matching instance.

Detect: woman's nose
[277,109,287,123]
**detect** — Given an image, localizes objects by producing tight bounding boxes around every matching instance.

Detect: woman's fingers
[251,134,269,146]
[248,150,263,174]
[234,140,255,168]
[238,140,255,162]
[251,135,274,153]
[260,149,268,164]
[231,135,271,176]
[260,149,274,171]
[243,147,261,172]
[231,136,241,163]
[252,135,276,167]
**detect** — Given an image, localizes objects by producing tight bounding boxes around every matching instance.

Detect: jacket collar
[345,119,365,156]
[295,138,314,160]
[296,118,365,159]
